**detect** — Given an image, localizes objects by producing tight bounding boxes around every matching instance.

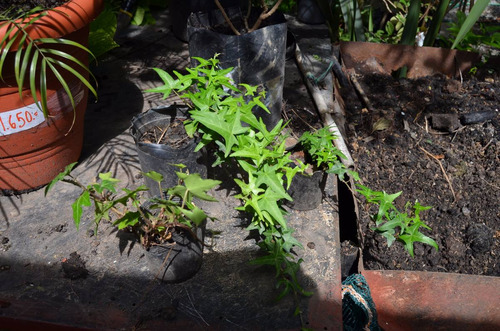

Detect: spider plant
[0,5,97,121]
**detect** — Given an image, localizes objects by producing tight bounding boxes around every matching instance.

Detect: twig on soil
[156,123,172,144]
[184,287,210,326]
[419,146,457,202]
[295,44,354,167]
[347,70,374,113]
[480,177,500,191]
[481,139,493,153]
[451,126,465,143]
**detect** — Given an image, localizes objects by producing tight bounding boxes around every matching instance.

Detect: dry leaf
[372,118,392,132]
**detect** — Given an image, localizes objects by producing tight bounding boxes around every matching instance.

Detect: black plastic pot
[130,105,206,197]
[286,31,297,61]
[145,225,204,283]
[297,0,327,25]
[187,7,287,130]
[170,0,241,42]
[286,170,327,211]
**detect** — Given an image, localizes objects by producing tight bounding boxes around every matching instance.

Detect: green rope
[342,274,381,331]
[306,60,334,85]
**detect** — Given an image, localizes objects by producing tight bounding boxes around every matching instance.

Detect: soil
[342,71,500,276]
[0,0,67,13]
[139,119,191,149]
[61,252,89,280]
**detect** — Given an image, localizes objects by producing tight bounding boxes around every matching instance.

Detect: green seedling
[356,184,438,257]
[298,126,359,181]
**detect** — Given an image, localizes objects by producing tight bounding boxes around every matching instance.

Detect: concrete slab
[0,8,342,330]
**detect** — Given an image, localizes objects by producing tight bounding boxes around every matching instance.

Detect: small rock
[284,136,299,150]
[444,79,461,93]
[53,224,67,233]
[413,244,425,256]
[62,252,89,280]
[461,207,471,216]
[466,223,493,255]
[429,113,461,132]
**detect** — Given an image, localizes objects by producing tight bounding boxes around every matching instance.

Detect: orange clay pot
[0,0,103,194]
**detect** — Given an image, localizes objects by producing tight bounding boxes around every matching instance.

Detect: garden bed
[342,66,499,276]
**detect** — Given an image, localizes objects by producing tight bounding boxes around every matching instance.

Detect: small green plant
[148,56,311,300]
[356,184,438,257]
[298,128,438,257]
[0,5,97,118]
[45,162,221,247]
[298,126,359,181]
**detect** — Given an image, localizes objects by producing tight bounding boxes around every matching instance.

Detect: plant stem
[248,0,283,33]
[215,0,241,35]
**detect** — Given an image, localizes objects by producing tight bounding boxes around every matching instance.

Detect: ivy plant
[356,184,438,257]
[298,126,359,181]
[148,56,311,299]
[45,162,221,247]
[299,128,438,257]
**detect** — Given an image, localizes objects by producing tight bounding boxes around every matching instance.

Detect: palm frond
[1,7,98,120]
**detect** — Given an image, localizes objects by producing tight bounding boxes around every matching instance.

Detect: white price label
[0,103,45,136]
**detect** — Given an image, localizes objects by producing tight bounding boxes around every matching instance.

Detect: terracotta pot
[340,41,481,78]
[0,0,103,194]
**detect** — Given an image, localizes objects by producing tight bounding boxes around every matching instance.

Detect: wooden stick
[295,44,354,167]
[347,70,374,112]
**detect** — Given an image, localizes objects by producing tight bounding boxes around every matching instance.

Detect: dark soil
[342,72,500,276]
[139,119,191,148]
[0,0,67,13]
[61,252,88,280]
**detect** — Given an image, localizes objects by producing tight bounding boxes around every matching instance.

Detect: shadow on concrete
[0,243,340,330]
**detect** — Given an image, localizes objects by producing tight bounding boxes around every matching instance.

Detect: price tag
[0,103,45,136]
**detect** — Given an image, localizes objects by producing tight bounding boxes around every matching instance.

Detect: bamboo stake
[295,44,354,167]
[347,70,374,112]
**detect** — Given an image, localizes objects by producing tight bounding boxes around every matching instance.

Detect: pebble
[462,207,471,216]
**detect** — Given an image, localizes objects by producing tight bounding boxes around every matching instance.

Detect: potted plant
[130,104,207,197]
[148,56,316,302]
[45,162,221,282]
[187,0,288,129]
[0,0,102,194]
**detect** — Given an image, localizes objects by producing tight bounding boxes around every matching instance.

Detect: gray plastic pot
[130,105,206,197]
